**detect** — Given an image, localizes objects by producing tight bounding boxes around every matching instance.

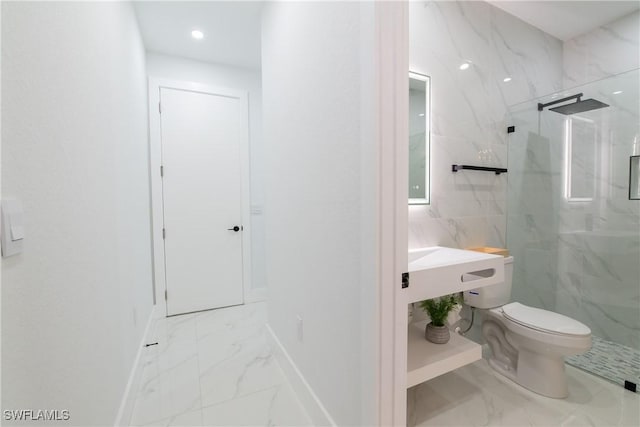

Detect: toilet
[464,256,592,398]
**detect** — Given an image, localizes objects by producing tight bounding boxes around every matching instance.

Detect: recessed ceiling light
[503,77,512,83]
[613,90,623,95]
[459,62,470,70]
[191,30,204,40]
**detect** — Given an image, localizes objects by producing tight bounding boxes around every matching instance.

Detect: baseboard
[114,305,156,427]
[266,324,336,427]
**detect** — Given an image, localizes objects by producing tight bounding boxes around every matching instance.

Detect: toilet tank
[463,256,513,308]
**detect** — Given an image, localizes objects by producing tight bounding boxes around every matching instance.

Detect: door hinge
[160,165,164,177]
[159,102,162,114]
[162,228,166,239]
[164,290,167,301]
[402,272,409,289]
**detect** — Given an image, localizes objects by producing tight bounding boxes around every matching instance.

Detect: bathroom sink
[408,247,440,263]
[409,246,500,269]
[405,246,504,303]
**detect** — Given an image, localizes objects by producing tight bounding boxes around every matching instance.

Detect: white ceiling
[488,1,640,41]
[132,1,639,69]
[133,1,263,69]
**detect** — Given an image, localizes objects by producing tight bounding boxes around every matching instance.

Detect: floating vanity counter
[407,246,504,303]
[406,246,504,388]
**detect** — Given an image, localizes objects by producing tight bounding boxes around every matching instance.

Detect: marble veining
[507,69,640,378]
[408,359,640,427]
[129,302,312,427]
[563,11,640,88]
[409,0,563,251]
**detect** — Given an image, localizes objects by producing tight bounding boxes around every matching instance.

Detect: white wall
[261,2,378,425]
[1,2,153,425]
[145,53,266,294]
[408,0,563,251]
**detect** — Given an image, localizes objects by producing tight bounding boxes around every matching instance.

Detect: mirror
[630,155,640,200]
[409,72,430,205]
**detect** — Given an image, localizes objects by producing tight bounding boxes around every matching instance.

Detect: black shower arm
[538,93,583,111]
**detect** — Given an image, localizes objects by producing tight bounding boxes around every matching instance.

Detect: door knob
[227,226,241,232]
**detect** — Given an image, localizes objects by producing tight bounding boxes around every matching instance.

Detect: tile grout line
[133,303,306,426]
[200,384,281,413]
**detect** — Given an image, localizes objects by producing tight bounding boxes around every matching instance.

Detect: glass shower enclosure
[507,69,640,391]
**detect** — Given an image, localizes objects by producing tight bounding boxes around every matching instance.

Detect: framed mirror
[409,71,431,205]
[630,155,640,200]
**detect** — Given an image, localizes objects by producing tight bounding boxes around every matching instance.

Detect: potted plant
[419,293,461,344]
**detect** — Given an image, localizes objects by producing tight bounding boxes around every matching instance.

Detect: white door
[160,87,245,316]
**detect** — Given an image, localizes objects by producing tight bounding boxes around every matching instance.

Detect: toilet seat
[501,302,591,337]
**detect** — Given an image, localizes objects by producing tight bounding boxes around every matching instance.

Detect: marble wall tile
[409,0,563,251]
[410,1,639,366]
[555,227,640,350]
[409,215,490,249]
[490,5,564,105]
[580,298,640,349]
[505,53,640,355]
[563,11,640,88]
[598,213,640,231]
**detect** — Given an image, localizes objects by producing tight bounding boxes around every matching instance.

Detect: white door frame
[375,2,409,426]
[148,77,252,316]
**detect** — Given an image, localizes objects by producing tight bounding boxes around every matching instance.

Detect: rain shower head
[538,93,609,115]
[549,98,609,115]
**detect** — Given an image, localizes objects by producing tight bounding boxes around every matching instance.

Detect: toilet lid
[502,302,591,336]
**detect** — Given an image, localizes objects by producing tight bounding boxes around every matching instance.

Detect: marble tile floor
[408,359,640,427]
[129,302,312,427]
[130,300,639,427]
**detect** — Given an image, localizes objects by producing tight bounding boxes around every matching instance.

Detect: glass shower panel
[507,100,564,313]
[507,69,640,390]
[567,118,597,201]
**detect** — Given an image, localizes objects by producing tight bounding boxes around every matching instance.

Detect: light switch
[2,200,24,257]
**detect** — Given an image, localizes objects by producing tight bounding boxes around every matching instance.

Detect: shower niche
[630,155,640,200]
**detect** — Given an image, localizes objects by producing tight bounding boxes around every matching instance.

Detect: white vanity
[404,246,504,388]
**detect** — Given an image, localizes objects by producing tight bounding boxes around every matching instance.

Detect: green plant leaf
[418,293,461,327]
